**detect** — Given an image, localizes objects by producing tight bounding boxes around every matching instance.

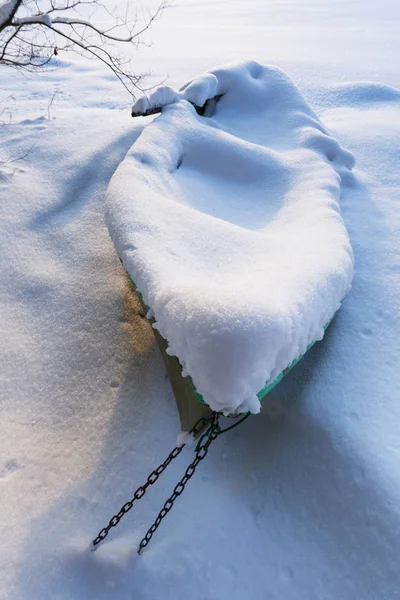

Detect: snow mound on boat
[106,61,355,415]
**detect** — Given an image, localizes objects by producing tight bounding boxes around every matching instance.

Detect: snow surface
[107,61,355,415]
[1,1,400,599]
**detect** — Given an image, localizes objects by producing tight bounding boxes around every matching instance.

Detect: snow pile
[131,69,248,116]
[106,61,355,415]
[132,86,178,116]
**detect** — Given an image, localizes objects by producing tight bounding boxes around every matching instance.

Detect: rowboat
[105,60,354,430]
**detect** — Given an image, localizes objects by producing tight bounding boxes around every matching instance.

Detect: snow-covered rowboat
[105,61,354,428]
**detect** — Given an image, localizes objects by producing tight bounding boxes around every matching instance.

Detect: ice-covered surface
[107,61,355,415]
[1,1,400,599]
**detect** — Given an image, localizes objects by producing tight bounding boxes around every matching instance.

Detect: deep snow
[107,61,355,415]
[1,1,400,599]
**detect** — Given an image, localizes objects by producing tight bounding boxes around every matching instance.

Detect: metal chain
[138,413,220,554]
[91,414,216,551]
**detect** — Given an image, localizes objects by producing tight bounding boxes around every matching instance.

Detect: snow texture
[132,86,178,116]
[1,1,400,599]
[107,61,355,415]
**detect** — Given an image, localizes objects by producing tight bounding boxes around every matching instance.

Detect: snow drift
[105,60,355,415]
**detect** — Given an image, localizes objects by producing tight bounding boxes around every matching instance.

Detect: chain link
[91,415,216,550]
[138,413,220,553]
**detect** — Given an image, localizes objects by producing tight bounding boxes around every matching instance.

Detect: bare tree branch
[0,0,166,98]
